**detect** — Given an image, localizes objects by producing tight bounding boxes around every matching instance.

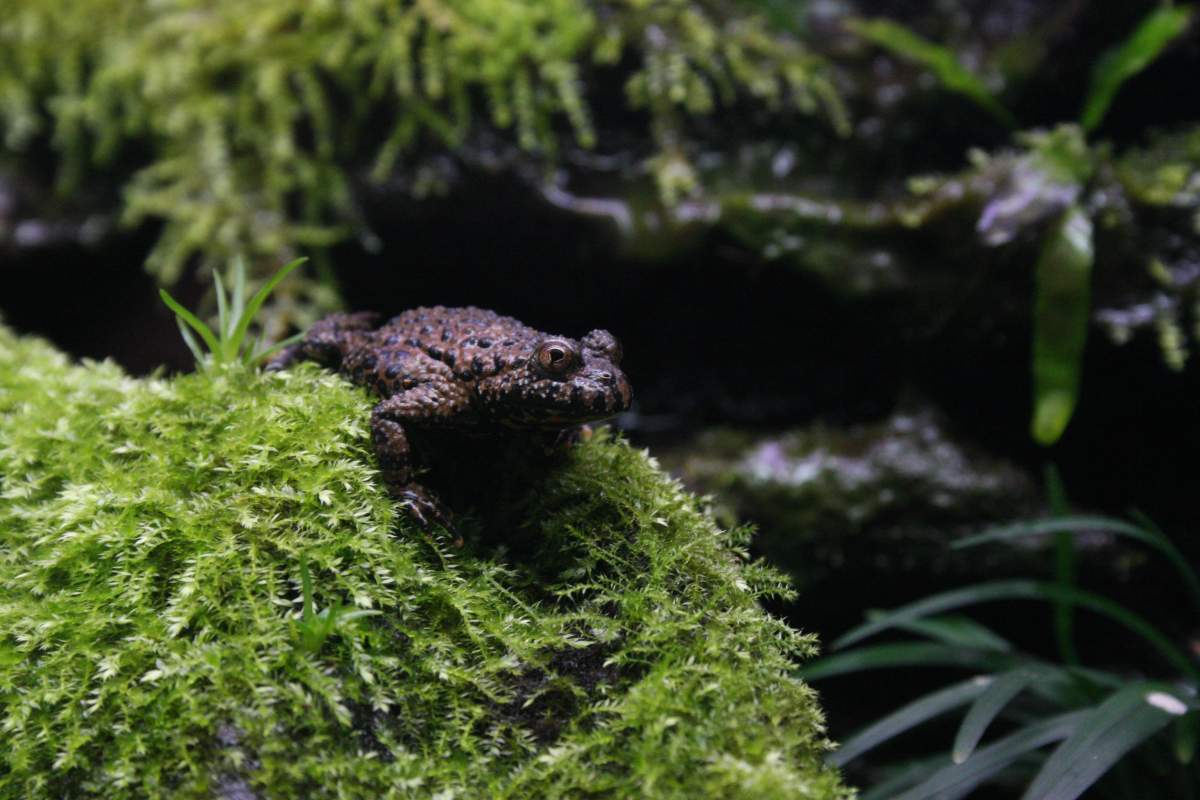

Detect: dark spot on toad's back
[268,306,632,529]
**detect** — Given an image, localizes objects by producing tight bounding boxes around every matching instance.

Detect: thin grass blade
[833,581,1041,650]
[833,580,1195,680]
[893,710,1088,800]
[859,754,955,800]
[160,288,221,356]
[231,257,306,357]
[831,676,994,767]
[232,254,247,319]
[213,267,230,342]
[175,318,206,363]
[1024,663,1123,708]
[800,642,1014,681]
[1046,464,1079,667]
[1129,510,1200,613]
[955,513,1200,613]
[1081,5,1195,131]
[846,17,1017,127]
[1174,712,1199,764]
[253,332,304,366]
[954,668,1039,763]
[1021,684,1191,800]
[243,332,265,367]
[889,614,1014,653]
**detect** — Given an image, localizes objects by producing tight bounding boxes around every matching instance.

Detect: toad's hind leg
[267,311,382,370]
[371,413,445,529]
[370,381,469,531]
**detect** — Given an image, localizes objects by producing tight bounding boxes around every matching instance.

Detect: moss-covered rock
[661,406,1042,588]
[0,0,843,289]
[0,326,850,799]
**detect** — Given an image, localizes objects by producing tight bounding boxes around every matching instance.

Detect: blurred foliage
[804,508,1200,800]
[843,17,1016,129]
[846,4,1196,445]
[1030,205,1092,445]
[1081,4,1196,132]
[0,0,844,287]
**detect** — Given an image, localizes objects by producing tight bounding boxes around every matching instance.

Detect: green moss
[0,0,843,286]
[0,326,849,799]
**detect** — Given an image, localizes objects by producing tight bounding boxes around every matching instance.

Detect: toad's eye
[535,339,579,375]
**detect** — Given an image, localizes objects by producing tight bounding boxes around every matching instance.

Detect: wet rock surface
[661,405,1041,584]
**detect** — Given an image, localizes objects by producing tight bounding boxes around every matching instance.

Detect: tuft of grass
[292,555,382,655]
[159,256,304,368]
[0,325,850,799]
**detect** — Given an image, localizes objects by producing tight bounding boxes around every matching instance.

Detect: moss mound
[0,327,849,799]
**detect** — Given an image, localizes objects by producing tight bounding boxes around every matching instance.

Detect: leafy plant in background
[159,256,304,368]
[0,0,845,291]
[802,505,1200,799]
[850,4,1196,445]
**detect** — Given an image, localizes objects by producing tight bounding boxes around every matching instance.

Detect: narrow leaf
[1081,5,1195,131]
[1174,712,1199,764]
[175,318,205,363]
[889,614,1014,653]
[832,579,1195,679]
[833,581,1041,650]
[213,268,230,342]
[894,710,1088,800]
[1031,204,1093,445]
[231,257,306,358]
[232,254,247,319]
[831,677,994,767]
[252,332,304,366]
[859,754,956,800]
[159,288,221,356]
[800,642,1014,681]
[1020,662,1125,709]
[1047,464,1079,667]
[954,669,1038,763]
[846,17,1017,128]
[243,332,265,367]
[1022,684,1190,800]
[1130,510,1200,614]
[955,514,1200,613]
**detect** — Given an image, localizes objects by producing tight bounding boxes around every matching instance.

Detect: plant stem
[1046,464,1080,667]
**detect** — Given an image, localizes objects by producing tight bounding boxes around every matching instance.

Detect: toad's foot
[393,484,451,528]
[392,483,462,547]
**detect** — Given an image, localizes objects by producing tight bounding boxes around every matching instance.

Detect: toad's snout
[580,367,633,414]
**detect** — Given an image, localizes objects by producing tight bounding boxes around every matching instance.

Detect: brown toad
[269,306,632,528]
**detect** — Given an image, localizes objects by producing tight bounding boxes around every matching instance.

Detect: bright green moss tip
[0,326,850,799]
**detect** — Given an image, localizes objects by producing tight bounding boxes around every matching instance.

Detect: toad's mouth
[493,403,624,428]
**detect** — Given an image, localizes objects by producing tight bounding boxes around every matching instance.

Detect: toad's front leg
[370,382,470,530]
